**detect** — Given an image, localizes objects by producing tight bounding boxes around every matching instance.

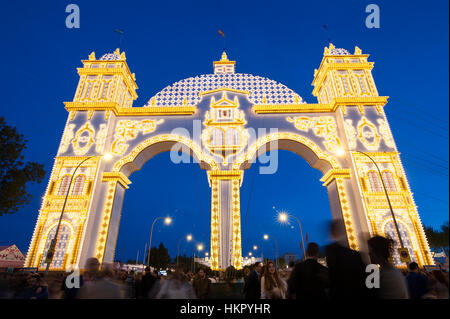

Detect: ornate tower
[312,43,433,265]
[25,49,138,270]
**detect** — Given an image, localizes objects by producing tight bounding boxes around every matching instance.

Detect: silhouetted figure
[427,270,449,299]
[244,262,262,299]
[406,262,429,299]
[368,236,409,299]
[192,268,211,299]
[140,267,157,298]
[288,242,329,299]
[15,273,48,299]
[325,220,368,299]
[77,263,124,299]
[154,266,196,299]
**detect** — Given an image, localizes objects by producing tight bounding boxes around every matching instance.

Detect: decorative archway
[26,45,433,271]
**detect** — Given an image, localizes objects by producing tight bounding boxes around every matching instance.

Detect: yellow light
[103,152,113,161]
[205,252,209,256]
[263,234,269,240]
[253,245,258,250]
[278,212,288,223]
[186,234,192,241]
[336,148,345,157]
[197,244,204,251]
[164,217,172,225]
[248,252,252,256]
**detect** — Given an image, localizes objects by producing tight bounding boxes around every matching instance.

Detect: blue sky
[0,0,448,262]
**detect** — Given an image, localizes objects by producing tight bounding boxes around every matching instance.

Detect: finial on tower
[221,51,229,61]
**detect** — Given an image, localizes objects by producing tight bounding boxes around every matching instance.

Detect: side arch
[232,132,341,174]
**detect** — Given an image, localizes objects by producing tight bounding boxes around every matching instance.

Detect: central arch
[232,132,360,252]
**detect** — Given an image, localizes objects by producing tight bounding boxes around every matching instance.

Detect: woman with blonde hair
[261,260,287,299]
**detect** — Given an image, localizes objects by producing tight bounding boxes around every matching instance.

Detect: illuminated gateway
[25,44,433,271]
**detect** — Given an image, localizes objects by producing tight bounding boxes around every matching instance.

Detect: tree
[148,242,171,269]
[425,221,449,253]
[0,117,45,216]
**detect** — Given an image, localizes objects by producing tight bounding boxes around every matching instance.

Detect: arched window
[382,171,397,192]
[383,220,416,265]
[225,128,240,145]
[367,171,382,192]
[72,175,86,196]
[57,175,71,196]
[211,129,224,146]
[41,225,71,269]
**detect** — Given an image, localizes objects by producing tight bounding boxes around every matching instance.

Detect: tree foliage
[424,221,449,251]
[148,242,172,270]
[0,117,45,216]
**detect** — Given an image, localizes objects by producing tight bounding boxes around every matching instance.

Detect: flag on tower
[305,233,309,243]
[218,29,225,38]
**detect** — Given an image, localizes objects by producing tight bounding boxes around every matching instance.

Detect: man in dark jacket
[244,262,262,299]
[406,262,429,299]
[325,220,369,299]
[288,243,329,299]
[140,267,157,298]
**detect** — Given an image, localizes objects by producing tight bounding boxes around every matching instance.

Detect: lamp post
[277,211,306,259]
[263,234,279,269]
[193,244,204,273]
[337,148,404,249]
[147,216,172,266]
[44,153,112,277]
[177,234,193,266]
[253,244,263,261]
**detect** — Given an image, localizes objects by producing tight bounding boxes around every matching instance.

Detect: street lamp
[147,216,172,266]
[277,211,306,259]
[177,234,193,266]
[263,234,279,269]
[337,148,404,249]
[248,252,252,257]
[44,153,112,277]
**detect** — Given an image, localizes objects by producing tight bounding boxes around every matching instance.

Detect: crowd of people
[242,221,449,300]
[0,221,448,299]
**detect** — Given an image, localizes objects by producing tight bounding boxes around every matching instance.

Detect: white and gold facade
[26,44,433,272]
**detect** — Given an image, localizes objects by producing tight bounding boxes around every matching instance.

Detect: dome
[145,73,304,106]
[328,48,351,55]
[99,53,121,60]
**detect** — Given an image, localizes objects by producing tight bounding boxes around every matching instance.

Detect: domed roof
[100,53,121,60]
[328,48,351,55]
[145,73,304,106]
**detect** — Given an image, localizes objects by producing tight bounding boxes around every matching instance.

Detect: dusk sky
[0,0,448,263]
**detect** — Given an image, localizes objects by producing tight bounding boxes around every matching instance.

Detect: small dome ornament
[324,43,351,56]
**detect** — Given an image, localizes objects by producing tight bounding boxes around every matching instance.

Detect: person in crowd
[244,262,262,299]
[367,236,409,299]
[288,242,329,300]
[325,220,368,299]
[124,270,136,299]
[15,273,48,299]
[243,266,251,287]
[406,262,429,299]
[154,266,196,299]
[140,267,157,298]
[261,260,287,299]
[425,270,449,299]
[77,263,124,299]
[61,257,101,299]
[192,268,211,299]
